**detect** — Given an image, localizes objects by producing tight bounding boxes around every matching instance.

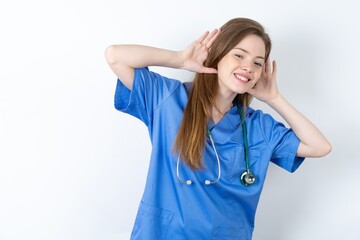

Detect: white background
[1,0,359,239]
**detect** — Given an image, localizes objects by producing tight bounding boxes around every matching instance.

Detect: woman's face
[217,34,266,98]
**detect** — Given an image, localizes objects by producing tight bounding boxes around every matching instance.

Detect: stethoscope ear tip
[186,180,192,185]
[204,180,211,185]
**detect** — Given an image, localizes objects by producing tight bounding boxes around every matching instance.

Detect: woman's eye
[235,54,243,59]
[255,62,263,67]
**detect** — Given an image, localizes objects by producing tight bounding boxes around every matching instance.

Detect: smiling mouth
[234,73,250,82]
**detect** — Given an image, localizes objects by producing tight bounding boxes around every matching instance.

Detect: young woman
[105,18,331,240]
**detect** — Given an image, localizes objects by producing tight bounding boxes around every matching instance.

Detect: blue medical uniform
[114,67,304,240]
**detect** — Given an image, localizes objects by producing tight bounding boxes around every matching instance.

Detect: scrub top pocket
[131,201,174,240]
[228,147,260,183]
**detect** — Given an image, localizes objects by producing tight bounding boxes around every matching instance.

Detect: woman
[105,18,331,239]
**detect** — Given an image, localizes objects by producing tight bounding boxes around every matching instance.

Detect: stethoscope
[176,104,256,187]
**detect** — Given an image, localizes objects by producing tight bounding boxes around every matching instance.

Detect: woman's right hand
[180,29,220,74]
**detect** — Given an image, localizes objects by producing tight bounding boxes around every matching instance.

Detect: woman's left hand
[247,59,280,103]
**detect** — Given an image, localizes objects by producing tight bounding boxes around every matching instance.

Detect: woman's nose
[241,63,252,73]
[239,58,253,72]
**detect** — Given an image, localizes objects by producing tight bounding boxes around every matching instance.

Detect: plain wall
[0,0,359,239]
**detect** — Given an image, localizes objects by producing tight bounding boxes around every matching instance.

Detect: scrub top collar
[183,81,254,132]
[207,103,254,132]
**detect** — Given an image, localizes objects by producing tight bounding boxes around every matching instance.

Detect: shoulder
[132,67,183,93]
[246,107,284,132]
[135,67,181,83]
[246,107,273,122]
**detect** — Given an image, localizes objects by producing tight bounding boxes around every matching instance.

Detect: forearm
[267,95,332,158]
[106,44,183,69]
[105,31,219,88]
[105,44,182,89]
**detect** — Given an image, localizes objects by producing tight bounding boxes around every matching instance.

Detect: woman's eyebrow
[234,47,265,60]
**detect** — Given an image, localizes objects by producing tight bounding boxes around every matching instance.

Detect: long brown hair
[174,18,272,170]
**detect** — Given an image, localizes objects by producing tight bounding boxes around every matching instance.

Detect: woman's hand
[105,29,220,89]
[248,59,332,157]
[247,59,280,103]
[180,29,220,73]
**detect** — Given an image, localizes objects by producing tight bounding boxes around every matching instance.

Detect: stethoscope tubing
[177,104,255,186]
[176,130,221,185]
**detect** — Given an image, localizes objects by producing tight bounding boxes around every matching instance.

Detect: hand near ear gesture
[180,29,220,74]
[248,59,280,103]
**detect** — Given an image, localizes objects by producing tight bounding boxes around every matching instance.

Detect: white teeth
[235,74,249,82]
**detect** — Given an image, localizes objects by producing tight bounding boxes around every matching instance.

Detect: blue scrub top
[114,67,304,240]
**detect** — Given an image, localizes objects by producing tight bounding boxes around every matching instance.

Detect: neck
[212,89,237,124]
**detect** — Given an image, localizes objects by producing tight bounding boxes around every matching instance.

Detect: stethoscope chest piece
[177,104,257,187]
[240,170,256,186]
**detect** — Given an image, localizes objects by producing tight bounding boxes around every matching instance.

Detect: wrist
[176,51,186,69]
[266,93,283,107]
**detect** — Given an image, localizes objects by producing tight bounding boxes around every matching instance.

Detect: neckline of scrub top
[182,82,255,132]
[208,105,254,132]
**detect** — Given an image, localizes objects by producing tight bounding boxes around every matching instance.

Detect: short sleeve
[260,113,305,173]
[114,67,181,126]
